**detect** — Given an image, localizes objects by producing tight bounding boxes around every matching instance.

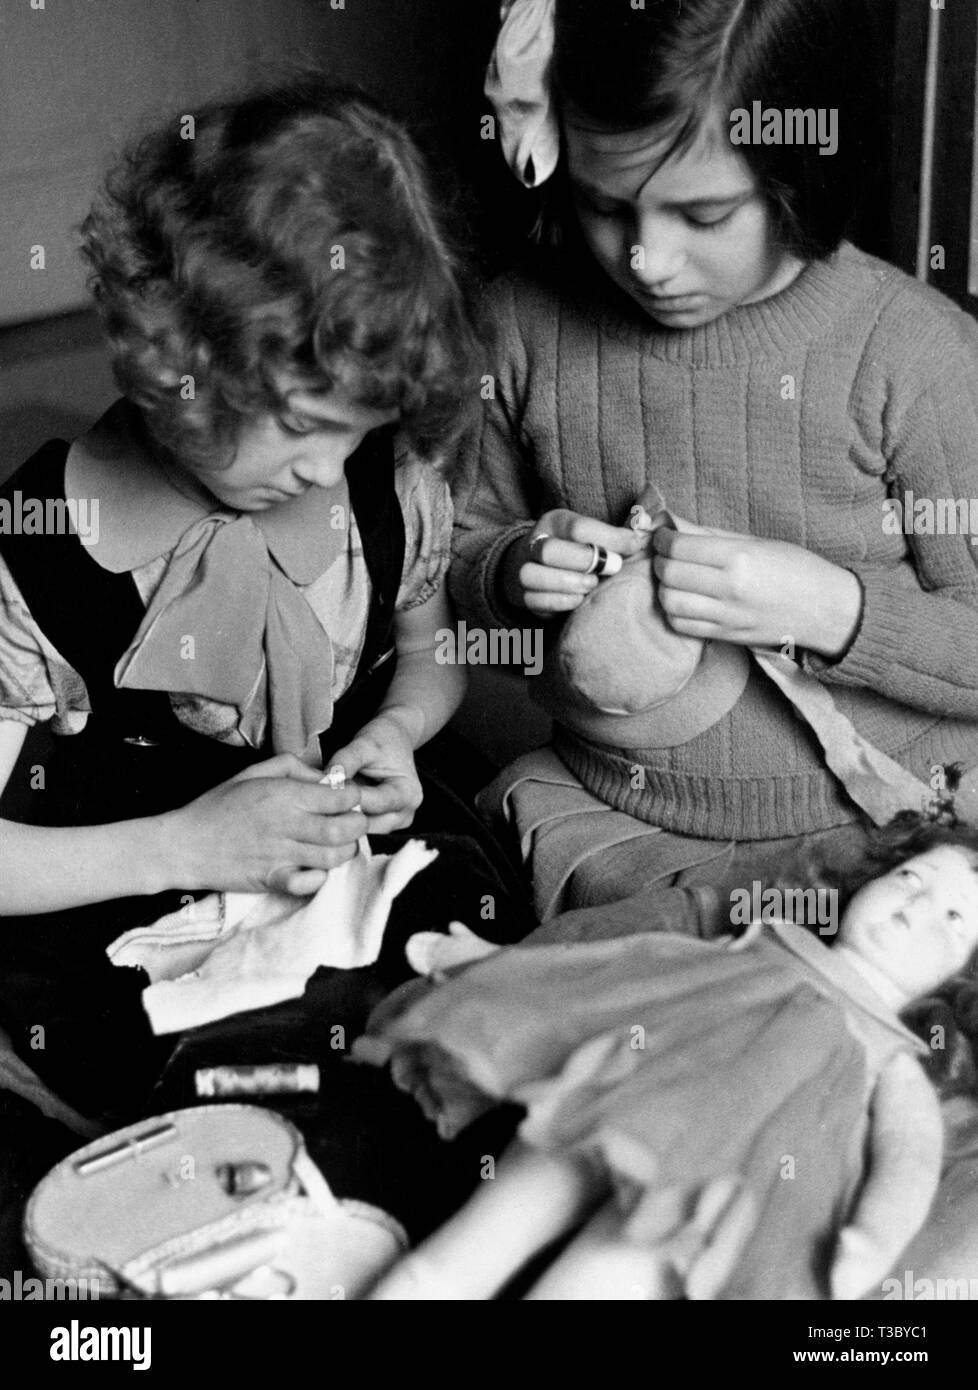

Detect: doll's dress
[364,921,928,1299]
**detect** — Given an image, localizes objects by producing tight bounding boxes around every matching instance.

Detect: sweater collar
[572,240,891,368]
[66,399,345,586]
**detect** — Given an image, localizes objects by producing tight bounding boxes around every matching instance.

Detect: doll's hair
[79,74,484,469]
[543,0,879,261]
[865,811,978,1092]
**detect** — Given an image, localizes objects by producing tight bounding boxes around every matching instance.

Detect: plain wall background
[0,0,507,324]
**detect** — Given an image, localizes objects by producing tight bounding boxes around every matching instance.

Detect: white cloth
[107,837,438,1035]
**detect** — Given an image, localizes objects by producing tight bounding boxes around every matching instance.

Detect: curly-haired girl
[0,76,492,1117]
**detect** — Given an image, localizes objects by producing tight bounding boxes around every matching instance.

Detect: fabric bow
[66,399,351,764]
[115,513,335,763]
[485,0,560,188]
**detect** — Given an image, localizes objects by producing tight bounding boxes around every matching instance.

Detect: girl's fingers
[298,809,368,847]
[656,586,729,626]
[280,835,362,879]
[520,560,599,594]
[525,591,590,615]
[356,778,422,817]
[273,867,330,897]
[295,783,366,815]
[653,528,736,567]
[362,811,416,836]
[530,537,626,575]
[666,618,732,641]
[546,512,647,555]
[236,753,325,783]
[282,840,360,875]
[327,744,371,782]
[265,842,357,891]
[664,518,748,541]
[653,553,725,598]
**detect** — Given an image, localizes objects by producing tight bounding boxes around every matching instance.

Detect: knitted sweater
[450,242,978,840]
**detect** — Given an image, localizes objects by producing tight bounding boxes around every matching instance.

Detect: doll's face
[564,108,803,330]
[840,846,978,1000]
[189,382,398,512]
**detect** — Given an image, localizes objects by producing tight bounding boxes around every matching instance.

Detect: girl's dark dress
[0,428,531,1264]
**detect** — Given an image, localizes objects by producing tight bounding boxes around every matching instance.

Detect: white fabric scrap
[107,836,438,1035]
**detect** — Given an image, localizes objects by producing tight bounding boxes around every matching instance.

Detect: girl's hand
[652,523,863,658]
[503,508,646,616]
[329,713,424,835]
[163,753,368,897]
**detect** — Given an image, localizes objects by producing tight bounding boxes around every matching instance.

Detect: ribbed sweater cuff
[811,567,913,691]
[469,520,537,629]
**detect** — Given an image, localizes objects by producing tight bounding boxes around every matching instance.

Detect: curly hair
[79,75,485,469]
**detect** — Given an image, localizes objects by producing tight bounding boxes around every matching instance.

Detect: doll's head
[773,812,978,1090]
[511,0,879,328]
[837,843,978,1006]
[852,814,978,1091]
[80,75,482,481]
[755,811,978,1089]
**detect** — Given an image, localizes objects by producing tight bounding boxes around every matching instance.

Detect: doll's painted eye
[897,867,922,887]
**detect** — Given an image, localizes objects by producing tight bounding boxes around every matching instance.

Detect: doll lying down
[355,816,978,1300]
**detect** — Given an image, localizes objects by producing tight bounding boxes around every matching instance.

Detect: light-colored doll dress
[363,921,929,1299]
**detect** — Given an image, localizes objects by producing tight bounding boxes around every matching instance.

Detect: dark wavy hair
[546,0,879,261]
[79,75,484,469]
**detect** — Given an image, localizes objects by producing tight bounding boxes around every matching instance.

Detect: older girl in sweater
[452,0,978,916]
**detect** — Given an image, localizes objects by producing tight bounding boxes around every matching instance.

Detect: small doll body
[360,838,978,1300]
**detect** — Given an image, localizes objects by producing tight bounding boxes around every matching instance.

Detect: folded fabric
[107,837,438,1035]
[751,649,932,827]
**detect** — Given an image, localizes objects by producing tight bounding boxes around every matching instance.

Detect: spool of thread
[194,1064,321,1098]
